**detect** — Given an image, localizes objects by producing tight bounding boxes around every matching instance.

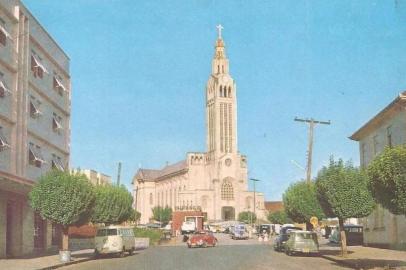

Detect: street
[59,234,350,270]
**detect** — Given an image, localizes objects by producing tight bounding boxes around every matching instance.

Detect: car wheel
[129,247,134,255]
[213,240,217,247]
[93,249,99,259]
[187,244,191,248]
[202,242,207,248]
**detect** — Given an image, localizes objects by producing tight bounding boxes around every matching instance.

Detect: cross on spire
[216,24,224,39]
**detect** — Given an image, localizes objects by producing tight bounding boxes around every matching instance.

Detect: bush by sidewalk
[134,228,162,246]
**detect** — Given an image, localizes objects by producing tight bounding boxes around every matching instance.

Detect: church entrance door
[221,207,235,221]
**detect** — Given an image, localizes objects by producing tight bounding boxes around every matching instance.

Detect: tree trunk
[338,218,347,257]
[62,226,69,251]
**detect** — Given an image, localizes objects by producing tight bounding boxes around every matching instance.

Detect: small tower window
[217,65,220,74]
[219,86,223,97]
[228,87,231,98]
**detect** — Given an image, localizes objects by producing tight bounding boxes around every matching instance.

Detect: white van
[94,226,135,257]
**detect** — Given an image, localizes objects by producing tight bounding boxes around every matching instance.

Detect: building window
[30,98,42,118]
[361,143,367,168]
[0,79,12,98]
[52,113,63,132]
[228,86,231,98]
[387,126,393,148]
[221,180,234,200]
[373,135,379,156]
[220,86,223,97]
[0,23,10,46]
[51,154,64,171]
[31,55,49,79]
[149,193,153,205]
[0,126,10,151]
[29,143,46,168]
[53,76,66,96]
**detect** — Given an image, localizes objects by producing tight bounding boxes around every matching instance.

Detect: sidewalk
[0,249,95,270]
[319,241,406,269]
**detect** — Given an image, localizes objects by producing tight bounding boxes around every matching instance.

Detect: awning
[0,80,12,95]
[32,55,49,74]
[53,117,63,130]
[0,129,10,149]
[29,145,46,164]
[52,158,64,171]
[0,25,12,40]
[30,100,42,116]
[54,77,67,92]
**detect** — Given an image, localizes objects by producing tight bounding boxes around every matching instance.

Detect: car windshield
[96,229,118,236]
[295,233,316,241]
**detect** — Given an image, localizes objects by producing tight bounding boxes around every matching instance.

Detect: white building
[0,0,71,257]
[72,169,111,186]
[350,92,406,250]
[133,27,266,224]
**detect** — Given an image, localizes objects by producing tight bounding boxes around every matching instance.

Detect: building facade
[133,27,266,224]
[73,169,112,186]
[350,92,406,250]
[0,1,71,257]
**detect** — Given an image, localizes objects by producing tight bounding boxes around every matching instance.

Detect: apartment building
[0,1,71,257]
[350,92,406,250]
[73,169,112,186]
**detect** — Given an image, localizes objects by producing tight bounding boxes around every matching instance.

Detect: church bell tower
[206,25,238,162]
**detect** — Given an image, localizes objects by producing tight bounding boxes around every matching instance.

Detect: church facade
[133,27,266,224]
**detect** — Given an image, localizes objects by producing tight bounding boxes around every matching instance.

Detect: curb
[320,254,357,269]
[36,257,93,270]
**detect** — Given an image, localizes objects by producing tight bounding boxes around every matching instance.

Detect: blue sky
[24,0,406,200]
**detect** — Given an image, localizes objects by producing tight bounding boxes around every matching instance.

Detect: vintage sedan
[187,231,218,248]
[284,231,319,256]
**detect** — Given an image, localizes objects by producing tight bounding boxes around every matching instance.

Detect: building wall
[73,169,112,186]
[0,0,70,258]
[357,110,406,249]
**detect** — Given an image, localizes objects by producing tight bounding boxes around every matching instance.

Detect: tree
[238,211,257,224]
[367,145,406,216]
[152,206,172,225]
[315,158,375,256]
[283,180,325,229]
[267,210,291,225]
[29,170,95,251]
[130,209,141,223]
[91,185,133,225]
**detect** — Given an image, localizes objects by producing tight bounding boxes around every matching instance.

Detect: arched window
[217,65,220,74]
[221,180,234,200]
[0,29,6,46]
[149,193,153,205]
[220,86,223,97]
[228,87,231,98]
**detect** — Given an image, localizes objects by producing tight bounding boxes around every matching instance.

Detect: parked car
[146,223,161,229]
[187,231,218,248]
[329,225,363,246]
[231,224,249,240]
[259,224,271,235]
[274,226,302,252]
[94,226,135,258]
[284,230,319,256]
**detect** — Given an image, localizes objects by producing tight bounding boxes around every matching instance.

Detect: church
[133,26,266,224]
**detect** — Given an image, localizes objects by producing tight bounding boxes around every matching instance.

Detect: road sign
[310,216,318,227]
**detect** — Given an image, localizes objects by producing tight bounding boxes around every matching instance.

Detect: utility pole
[294,117,330,183]
[249,178,260,224]
[116,162,122,185]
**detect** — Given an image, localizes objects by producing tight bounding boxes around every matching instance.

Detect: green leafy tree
[316,158,375,256]
[283,180,325,229]
[367,145,406,216]
[267,210,291,225]
[152,206,172,225]
[91,185,133,225]
[130,209,141,223]
[29,170,95,251]
[238,211,257,224]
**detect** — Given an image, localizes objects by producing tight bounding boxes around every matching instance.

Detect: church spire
[212,24,229,75]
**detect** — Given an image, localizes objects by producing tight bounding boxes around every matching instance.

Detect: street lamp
[249,178,260,225]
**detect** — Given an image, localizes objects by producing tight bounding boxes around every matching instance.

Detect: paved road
[61,234,350,270]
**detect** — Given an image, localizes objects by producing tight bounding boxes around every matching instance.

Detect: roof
[135,160,188,183]
[264,201,284,213]
[350,92,406,141]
